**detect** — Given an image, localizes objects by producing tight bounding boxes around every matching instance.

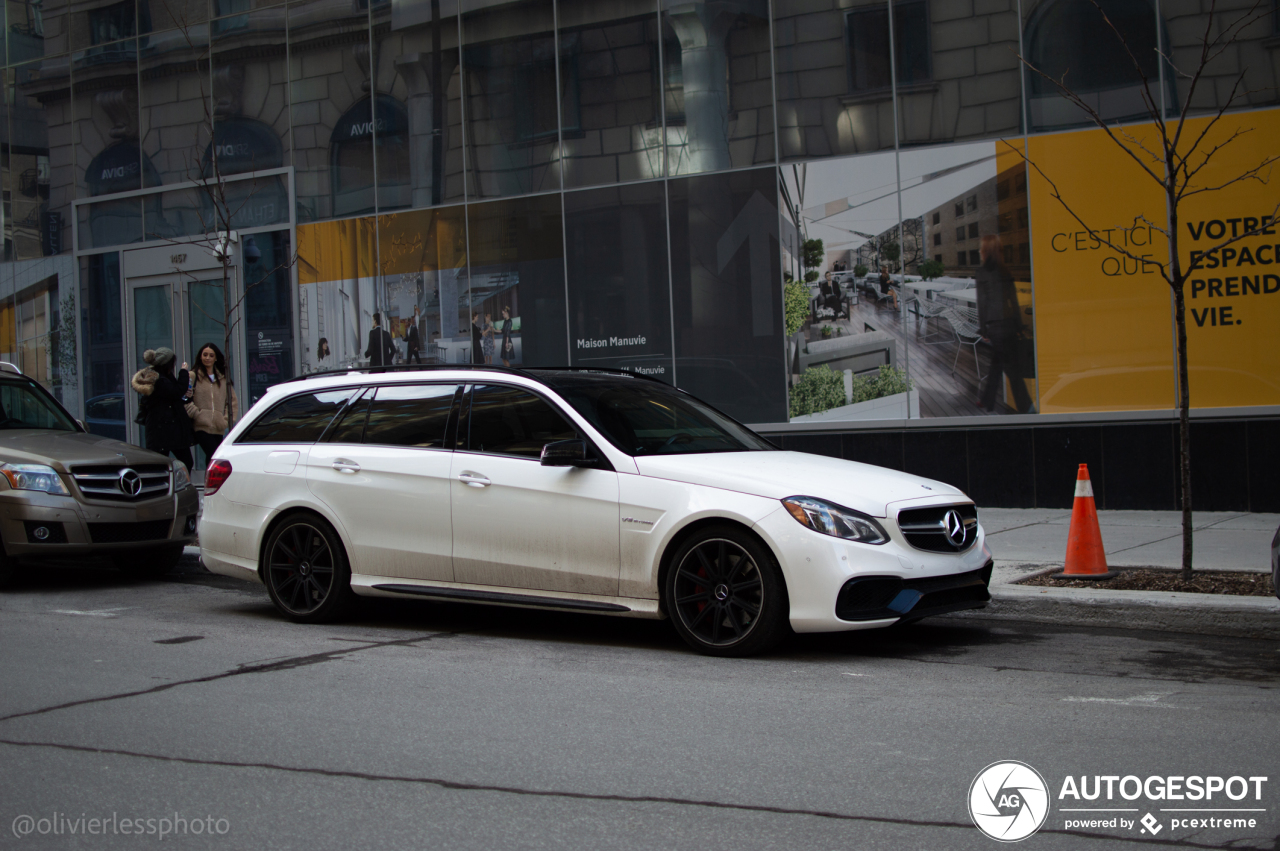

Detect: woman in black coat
[131,347,194,471]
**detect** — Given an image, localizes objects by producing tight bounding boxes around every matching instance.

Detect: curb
[941,580,1280,640]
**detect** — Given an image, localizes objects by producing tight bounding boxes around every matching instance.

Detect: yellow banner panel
[296,217,378,285]
[1026,127,1175,413]
[377,206,467,277]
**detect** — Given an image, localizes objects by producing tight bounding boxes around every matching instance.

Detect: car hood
[0,430,172,472]
[633,451,967,517]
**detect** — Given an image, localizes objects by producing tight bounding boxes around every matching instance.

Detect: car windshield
[0,379,78,431]
[541,374,775,456]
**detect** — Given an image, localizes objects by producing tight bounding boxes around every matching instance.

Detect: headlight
[0,463,70,495]
[782,496,888,544]
[172,463,191,491]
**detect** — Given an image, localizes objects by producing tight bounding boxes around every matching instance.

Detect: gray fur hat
[143,347,176,368]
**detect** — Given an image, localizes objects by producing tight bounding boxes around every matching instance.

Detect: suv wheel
[114,544,185,580]
[263,513,354,623]
[664,526,789,657]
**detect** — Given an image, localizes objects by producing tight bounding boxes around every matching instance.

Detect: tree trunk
[1173,281,1193,580]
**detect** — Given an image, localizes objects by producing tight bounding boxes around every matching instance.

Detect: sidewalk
[943,509,1280,639]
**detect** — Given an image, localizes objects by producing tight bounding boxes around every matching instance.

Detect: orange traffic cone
[1055,464,1118,580]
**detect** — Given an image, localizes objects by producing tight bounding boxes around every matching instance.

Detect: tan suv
[0,364,199,586]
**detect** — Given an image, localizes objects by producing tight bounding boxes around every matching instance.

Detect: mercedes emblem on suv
[118,468,143,497]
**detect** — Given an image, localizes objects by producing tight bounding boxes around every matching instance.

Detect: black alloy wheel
[263,514,353,623]
[665,527,788,657]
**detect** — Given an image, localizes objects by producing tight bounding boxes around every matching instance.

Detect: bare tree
[1012,0,1279,578]
[147,8,299,376]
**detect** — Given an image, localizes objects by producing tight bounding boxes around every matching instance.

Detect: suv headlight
[782,496,889,545]
[1,463,70,495]
[172,463,191,491]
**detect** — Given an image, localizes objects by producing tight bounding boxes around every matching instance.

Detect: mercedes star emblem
[118,468,143,497]
[943,509,966,548]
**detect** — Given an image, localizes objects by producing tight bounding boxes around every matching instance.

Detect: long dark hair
[195,342,227,381]
[318,337,330,359]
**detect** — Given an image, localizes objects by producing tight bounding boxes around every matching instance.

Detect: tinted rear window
[238,389,356,444]
[363,384,457,448]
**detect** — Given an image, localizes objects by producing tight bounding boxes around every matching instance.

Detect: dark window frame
[844,0,933,96]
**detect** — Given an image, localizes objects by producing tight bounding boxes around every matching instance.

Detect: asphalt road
[1,556,1277,850]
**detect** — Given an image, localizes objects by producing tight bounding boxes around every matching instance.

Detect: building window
[955,226,965,241]
[933,232,941,246]
[932,211,940,225]
[969,249,981,265]
[954,201,964,217]
[934,253,942,263]
[845,0,931,94]
[957,252,966,265]
[88,1,134,44]
[965,194,978,213]
[967,222,979,239]
[1024,0,1173,131]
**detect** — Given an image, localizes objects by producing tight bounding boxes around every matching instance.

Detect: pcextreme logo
[969,761,1051,842]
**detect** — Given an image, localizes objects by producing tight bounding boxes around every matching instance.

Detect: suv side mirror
[540,439,589,467]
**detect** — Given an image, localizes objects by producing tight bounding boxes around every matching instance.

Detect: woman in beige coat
[187,342,240,462]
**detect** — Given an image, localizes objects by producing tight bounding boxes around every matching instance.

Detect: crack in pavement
[0,632,459,723]
[0,738,1265,847]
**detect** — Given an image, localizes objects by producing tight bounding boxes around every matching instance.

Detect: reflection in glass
[1022,0,1174,131]
[668,166,785,423]
[80,253,124,433]
[557,0,663,188]
[774,0,893,159]
[289,0,372,222]
[132,283,172,371]
[377,0,465,206]
[897,0,1023,145]
[466,194,566,366]
[564,182,672,380]
[374,205,468,367]
[330,94,410,215]
[140,25,210,188]
[461,0,561,198]
[662,0,773,175]
[6,59,72,260]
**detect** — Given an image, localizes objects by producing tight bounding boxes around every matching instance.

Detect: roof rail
[0,361,22,375]
[283,363,663,386]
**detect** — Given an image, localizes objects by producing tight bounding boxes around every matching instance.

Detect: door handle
[457,471,491,488]
[332,459,360,474]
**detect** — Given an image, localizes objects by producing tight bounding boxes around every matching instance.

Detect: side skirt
[350,574,664,619]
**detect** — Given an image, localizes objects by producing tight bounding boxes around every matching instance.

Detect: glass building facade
[1,0,1277,440]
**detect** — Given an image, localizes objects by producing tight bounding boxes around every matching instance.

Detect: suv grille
[896,504,979,552]
[71,465,171,501]
[87,519,174,544]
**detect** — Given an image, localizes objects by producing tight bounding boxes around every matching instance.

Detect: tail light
[205,459,232,495]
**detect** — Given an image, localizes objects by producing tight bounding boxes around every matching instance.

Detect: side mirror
[541,439,589,467]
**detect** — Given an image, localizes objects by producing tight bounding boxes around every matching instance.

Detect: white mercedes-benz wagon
[200,367,992,656]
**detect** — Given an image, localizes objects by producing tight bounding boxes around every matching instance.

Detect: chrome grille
[896,504,979,553]
[71,465,171,501]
